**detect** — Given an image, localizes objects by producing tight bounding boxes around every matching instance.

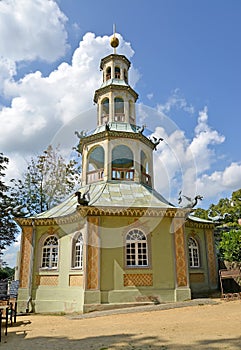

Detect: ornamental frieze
[79,129,154,150]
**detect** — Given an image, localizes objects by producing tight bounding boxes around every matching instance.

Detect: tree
[194,189,241,263]
[11,145,81,215]
[0,153,18,251]
[219,229,241,262]
[0,266,15,279]
[192,208,208,220]
[194,189,241,227]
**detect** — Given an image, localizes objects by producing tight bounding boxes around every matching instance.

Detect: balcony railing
[112,168,134,181]
[141,172,152,187]
[87,168,104,184]
[114,113,125,122]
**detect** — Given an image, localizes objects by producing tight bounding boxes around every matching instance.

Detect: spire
[110,24,119,54]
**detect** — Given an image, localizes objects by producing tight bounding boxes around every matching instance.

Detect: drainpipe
[26,219,36,313]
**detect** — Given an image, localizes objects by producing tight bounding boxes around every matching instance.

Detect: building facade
[16,34,218,313]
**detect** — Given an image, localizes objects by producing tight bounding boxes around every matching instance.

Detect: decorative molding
[94,84,138,103]
[15,211,85,227]
[19,226,33,288]
[189,273,205,283]
[15,205,215,231]
[78,206,188,218]
[206,229,217,285]
[86,217,99,290]
[185,219,215,229]
[173,218,188,287]
[79,129,155,151]
[69,275,83,287]
[35,275,58,286]
[100,54,131,70]
[124,273,153,286]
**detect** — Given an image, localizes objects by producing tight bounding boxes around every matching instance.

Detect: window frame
[72,232,84,270]
[106,66,111,81]
[125,229,149,268]
[188,236,200,268]
[41,235,59,270]
[114,66,121,79]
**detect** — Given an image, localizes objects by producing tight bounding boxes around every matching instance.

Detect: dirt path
[1,299,241,349]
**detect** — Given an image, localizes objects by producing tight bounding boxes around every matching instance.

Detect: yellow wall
[99,215,176,302]
[31,222,85,313]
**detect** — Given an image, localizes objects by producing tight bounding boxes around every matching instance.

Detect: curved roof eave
[15,182,181,226]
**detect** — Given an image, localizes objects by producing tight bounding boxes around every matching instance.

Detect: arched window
[115,66,120,79]
[112,145,134,180]
[106,67,111,80]
[126,229,148,267]
[188,237,200,268]
[101,98,109,124]
[140,151,151,186]
[41,235,58,268]
[114,97,124,121]
[72,232,83,269]
[87,146,104,183]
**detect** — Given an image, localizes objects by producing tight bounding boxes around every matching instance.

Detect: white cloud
[196,162,241,198]
[152,107,226,204]
[189,107,225,174]
[0,32,139,156]
[147,93,153,100]
[0,0,68,63]
[0,58,16,94]
[2,251,17,268]
[157,89,195,115]
[0,29,139,266]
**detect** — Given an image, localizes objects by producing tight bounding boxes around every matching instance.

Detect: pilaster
[19,225,34,288]
[206,229,218,287]
[173,218,191,300]
[86,216,100,289]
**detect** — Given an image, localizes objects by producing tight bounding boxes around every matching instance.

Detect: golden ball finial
[110,35,119,48]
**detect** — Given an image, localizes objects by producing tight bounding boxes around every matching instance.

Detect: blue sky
[1,0,241,266]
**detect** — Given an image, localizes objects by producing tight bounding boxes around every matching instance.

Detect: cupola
[94,32,138,126]
[77,32,156,190]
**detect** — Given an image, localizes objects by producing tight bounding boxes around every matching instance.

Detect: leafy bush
[219,229,241,262]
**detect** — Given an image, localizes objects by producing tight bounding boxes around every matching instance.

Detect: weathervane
[110,24,119,53]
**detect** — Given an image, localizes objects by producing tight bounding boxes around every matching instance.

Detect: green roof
[34,181,175,219]
[93,122,138,134]
[100,78,129,88]
[187,214,214,224]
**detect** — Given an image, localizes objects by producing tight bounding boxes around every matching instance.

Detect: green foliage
[193,208,208,220]
[0,153,18,250]
[0,267,15,279]
[10,145,81,215]
[194,189,241,263]
[219,229,241,262]
[195,189,241,226]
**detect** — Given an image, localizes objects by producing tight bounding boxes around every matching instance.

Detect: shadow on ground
[1,319,241,350]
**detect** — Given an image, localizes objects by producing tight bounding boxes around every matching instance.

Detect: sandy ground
[1,299,241,350]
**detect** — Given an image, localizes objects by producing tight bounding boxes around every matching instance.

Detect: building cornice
[15,206,214,229]
[185,219,215,229]
[100,54,131,70]
[15,206,191,227]
[14,211,85,227]
[78,129,155,153]
[77,206,190,218]
[94,84,138,103]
